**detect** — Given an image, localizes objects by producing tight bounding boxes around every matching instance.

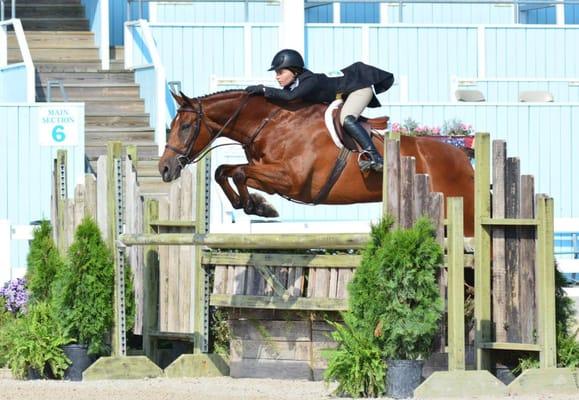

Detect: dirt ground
[0,377,578,400]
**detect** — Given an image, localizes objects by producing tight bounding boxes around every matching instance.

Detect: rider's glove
[245,85,265,96]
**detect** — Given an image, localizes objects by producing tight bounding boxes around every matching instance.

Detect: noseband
[165,96,250,168]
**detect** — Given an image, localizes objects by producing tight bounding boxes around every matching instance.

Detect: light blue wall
[457,80,579,102]
[567,4,579,23]
[306,3,333,23]
[0,104,85,270]
[399,3,514,24]
[151,1,281,23]
[485,27,579,78]
[0,65,28,102]
[303,25,579,102]
[146,24,279,96]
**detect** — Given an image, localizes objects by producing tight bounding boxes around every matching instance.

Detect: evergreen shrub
[26,220,64,303]
[53,217,134,356]
[324,216,444,397]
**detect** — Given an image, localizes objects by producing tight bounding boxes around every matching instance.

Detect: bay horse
[159,90,475,236]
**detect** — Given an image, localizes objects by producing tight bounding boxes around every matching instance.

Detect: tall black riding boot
[343,115,384,172]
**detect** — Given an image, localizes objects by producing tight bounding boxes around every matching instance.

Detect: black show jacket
[263,62,394,108]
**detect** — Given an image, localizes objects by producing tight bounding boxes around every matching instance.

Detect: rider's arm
[263,74,318,101]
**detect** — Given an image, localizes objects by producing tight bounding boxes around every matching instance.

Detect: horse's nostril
[162,166,171,182]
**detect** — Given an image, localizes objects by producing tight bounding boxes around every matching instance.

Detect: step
[85,142,159,161]
[82,99,146,114]
[9,47,100,61]
[36,83,141,100]
[3,4,85,18]
[34,61,126,72]
[85,127,155,143]
[19,17,89,31]
[8,31,95,48]
[35,96,146,110]
[85,113,150,128]
[37,71,135,84]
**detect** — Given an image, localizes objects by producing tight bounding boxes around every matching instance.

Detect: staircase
[5,0,170,198]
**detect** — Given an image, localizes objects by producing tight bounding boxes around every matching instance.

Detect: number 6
[52,125,65,142]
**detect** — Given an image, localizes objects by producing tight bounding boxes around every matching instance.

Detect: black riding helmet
[268,49,305,71]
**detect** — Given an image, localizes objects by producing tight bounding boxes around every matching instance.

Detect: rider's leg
[340,87,383,172]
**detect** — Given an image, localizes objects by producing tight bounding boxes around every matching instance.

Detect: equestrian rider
[245,49,394,173]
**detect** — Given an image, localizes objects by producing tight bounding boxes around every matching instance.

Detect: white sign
[38,105,83,146]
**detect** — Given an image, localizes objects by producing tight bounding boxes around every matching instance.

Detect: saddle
[326,100,389,151]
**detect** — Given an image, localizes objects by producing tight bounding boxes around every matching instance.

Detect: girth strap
[312,147,351,204]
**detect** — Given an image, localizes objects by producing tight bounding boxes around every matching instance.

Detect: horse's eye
[181,123,192,131]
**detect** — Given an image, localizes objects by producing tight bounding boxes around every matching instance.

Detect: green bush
[349,217,444,360]
[26,221,64,303]
[324,216,444,397]
[52,217,119,356]
[0,298,15,367]
[323,314,386,398]
[0,301,72,379]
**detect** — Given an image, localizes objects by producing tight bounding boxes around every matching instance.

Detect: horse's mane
[196,89,245,100]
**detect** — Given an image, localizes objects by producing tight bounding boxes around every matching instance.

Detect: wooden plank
[167,181,181,332]
[336,268,353,299]
[179,168,193,333]
[233,266,247,295]
[384,139,400,222]
[290,267,304,297]
[253,264,285,297]
[447,197,465,371]
[519,175,536,343]
[245,266,260,295]
[400,156,416,229]
[429,192,444,246]
[229,320,311,341]
[275,267,289,294]
[314,267,330,298]
[328,268,339,298]
[213,266,228,294]
[124,157,140,335]
[492,140,507,342]
[413,174,430,221]
[536,195,557,368]
[230,339,311,361]
[481,218,538,226]
[158,197,170,332]
[65,199,74,248]
[478,342,541,351]
[96,155,108,241]
[474,132,492,370]
[226,265,235,295]
[202,252,361,268]
[84,174,97,222]
[83,356,162,380]
[307,268,316,298]
[210,294,348,311]
[505,157,521,343]
[142,199,159,363]
[73,183,85,229]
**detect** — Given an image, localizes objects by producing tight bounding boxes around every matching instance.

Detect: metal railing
[125,19,168,154]
[0,18,34,102]
[1,1,17,21]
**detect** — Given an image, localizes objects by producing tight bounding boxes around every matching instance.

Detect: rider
[245,49,394,173]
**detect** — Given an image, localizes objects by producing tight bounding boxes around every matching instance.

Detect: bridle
[165,95,251,167]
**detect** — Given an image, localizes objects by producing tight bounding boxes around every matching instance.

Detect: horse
[159,90,475,236]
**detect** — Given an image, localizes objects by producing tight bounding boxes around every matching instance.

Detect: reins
[165,94,252,166]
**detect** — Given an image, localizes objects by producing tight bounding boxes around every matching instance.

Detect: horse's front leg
[214,164,245,209]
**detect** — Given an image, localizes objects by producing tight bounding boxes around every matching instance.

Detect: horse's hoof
[250,193,279,218]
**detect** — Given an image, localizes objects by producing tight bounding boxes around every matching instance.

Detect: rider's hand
[245,85,265,95]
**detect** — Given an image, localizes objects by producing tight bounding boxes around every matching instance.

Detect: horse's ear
[179,91,194,107]
[171,90,184,106]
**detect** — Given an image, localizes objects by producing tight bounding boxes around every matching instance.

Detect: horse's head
[159,91,214,182]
